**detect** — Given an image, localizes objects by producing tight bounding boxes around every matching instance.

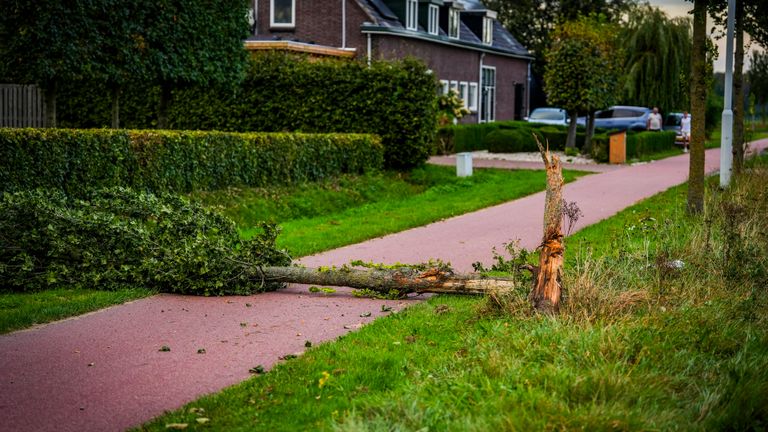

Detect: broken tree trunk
[260,265,517,296]
[529,137,565,314]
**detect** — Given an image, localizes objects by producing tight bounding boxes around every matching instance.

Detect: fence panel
[0,84,46,127]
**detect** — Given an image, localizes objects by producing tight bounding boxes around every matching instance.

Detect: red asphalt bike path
[1,140,766,432]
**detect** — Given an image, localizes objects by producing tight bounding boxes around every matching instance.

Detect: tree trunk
[584,111,596,154]
[43,79,57,128]
[529,136,565,314]
[733,4,745,175]
[158,82,171,129]
[566,111,578,149]
[688,0,708,215]
[260,266,517,296]
[111,83,121,129]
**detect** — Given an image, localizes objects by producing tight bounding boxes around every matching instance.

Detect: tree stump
[529,137,565,314]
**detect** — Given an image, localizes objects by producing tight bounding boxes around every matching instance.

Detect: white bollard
[456,152,473,177]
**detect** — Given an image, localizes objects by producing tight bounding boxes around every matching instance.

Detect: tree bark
[43,79,57,128]
[566,111,578,149]
[158,82,171,129]
[110,83,121,129]
[733,4,745,175]
[584,111,596,154]
[260,266,517,296]
[688,0,708,214]
[529,137,565,314]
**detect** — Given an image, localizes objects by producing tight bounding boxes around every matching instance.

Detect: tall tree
[621,5,692,112]
[688,0,709,214]
[141,0,250,129]
[748,51,768,121]
[0,0,101,127]
[544,16,621,151]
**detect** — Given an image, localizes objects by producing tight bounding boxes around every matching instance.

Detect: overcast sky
[646,0,762,72]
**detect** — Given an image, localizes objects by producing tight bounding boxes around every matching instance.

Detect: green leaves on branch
[0,188,292,295]
[0,128,383,196]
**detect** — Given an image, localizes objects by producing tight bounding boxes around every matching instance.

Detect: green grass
[136,158,768,431]
[231,166,586,257]
[0,287,151,334]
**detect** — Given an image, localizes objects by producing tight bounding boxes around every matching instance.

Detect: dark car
[577,106,651,131]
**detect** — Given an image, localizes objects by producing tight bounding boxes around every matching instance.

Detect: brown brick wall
[255,0,368,50]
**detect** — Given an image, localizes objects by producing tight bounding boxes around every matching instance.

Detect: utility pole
[720,0,735,187]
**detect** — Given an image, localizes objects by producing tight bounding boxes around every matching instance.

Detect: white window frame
[483,17,493,45]
[428,4,439,35]
[449,80,459,95]
[439,80,449,95]
[406,0,418,31]
[459,81,469,109]
[448,8,460,39]
[480,66,496,123]
[468,82,478,112]
[270,0,295,28]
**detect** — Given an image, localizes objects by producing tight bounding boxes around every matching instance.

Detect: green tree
[621,5,692,112]
[748,51,768,122]
[141,0,250,129]
[543,16,621,151]
[0,0,102,127]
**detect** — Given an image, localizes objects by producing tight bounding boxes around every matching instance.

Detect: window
[450,80,459,95]
[406,0,418,31]
[459,82,469,109]
[482,17,493,45]
[448,8,460,39]
[468,82,478,112]
[439,80,449,95]
[480,67,496,122]
[428,4,439,35]
[271,0,294,28]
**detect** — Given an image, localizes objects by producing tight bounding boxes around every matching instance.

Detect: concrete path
[1,141,766,432]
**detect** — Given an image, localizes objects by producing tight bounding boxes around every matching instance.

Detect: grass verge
[0,288,151,334]
[137,157,768,431]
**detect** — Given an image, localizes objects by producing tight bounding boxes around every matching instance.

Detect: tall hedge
[0,128,383,196]
[58,53,438,170]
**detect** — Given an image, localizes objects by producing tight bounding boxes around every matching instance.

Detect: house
[245,0,533,124]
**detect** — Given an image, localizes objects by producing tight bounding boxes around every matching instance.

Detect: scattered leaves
[249,365,265,374]
[360,312,372,317]
[159,345,171,352]
[304,340,312,348]
[165,423,188,430]
[197,348,206,354]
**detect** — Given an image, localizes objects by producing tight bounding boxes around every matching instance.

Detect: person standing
[647,107,662,131]
[680,111,691,153]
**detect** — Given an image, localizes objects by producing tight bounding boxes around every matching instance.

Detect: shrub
[451,123,500,153]
[590,131,675,162]
[0,128,383,195]
[483,128,539,153]
[0,188,292,295]
[58,53,438,170]
[440,121,597,154]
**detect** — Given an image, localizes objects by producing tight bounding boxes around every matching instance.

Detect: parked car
[526,107,569,126]
[664,112,686,143]
[577,106,651,131]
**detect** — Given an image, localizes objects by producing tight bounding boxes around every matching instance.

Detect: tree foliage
[543,16,621,148]
[0,188,292,295]
[621,5,692,111]
[748,51,768,107]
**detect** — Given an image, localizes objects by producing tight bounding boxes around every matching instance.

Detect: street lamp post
[720,0,736,187]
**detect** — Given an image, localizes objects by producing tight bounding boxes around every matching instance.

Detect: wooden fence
[0,84,46,128]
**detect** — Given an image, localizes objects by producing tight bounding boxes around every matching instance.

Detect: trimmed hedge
[440,121,599,154]
[591,131,676,162]
[0,128,383,196]
[58,53,438,170]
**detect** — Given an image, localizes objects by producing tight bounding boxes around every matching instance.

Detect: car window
[530,110,564,121]
[613,109,645,118]
[596,110,613,119]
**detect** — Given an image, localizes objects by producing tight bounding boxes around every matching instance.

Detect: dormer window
[406,0,418,31]
[482,17,493,45]
[428,4,439,35]
[271,0,295,28]
[448,8,460,39]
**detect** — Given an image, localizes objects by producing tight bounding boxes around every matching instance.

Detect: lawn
[136,156,768,431]
[1,165,586,334]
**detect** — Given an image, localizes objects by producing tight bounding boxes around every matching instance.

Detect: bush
[483,128,539,153]
[0,188,292,295]
[58,53,438,170]
[0,128,383,195]
[450,123,501,153]
[440,121,598,154]
[590,131,675,162]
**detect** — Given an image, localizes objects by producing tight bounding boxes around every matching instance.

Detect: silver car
[526,107,569,126]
